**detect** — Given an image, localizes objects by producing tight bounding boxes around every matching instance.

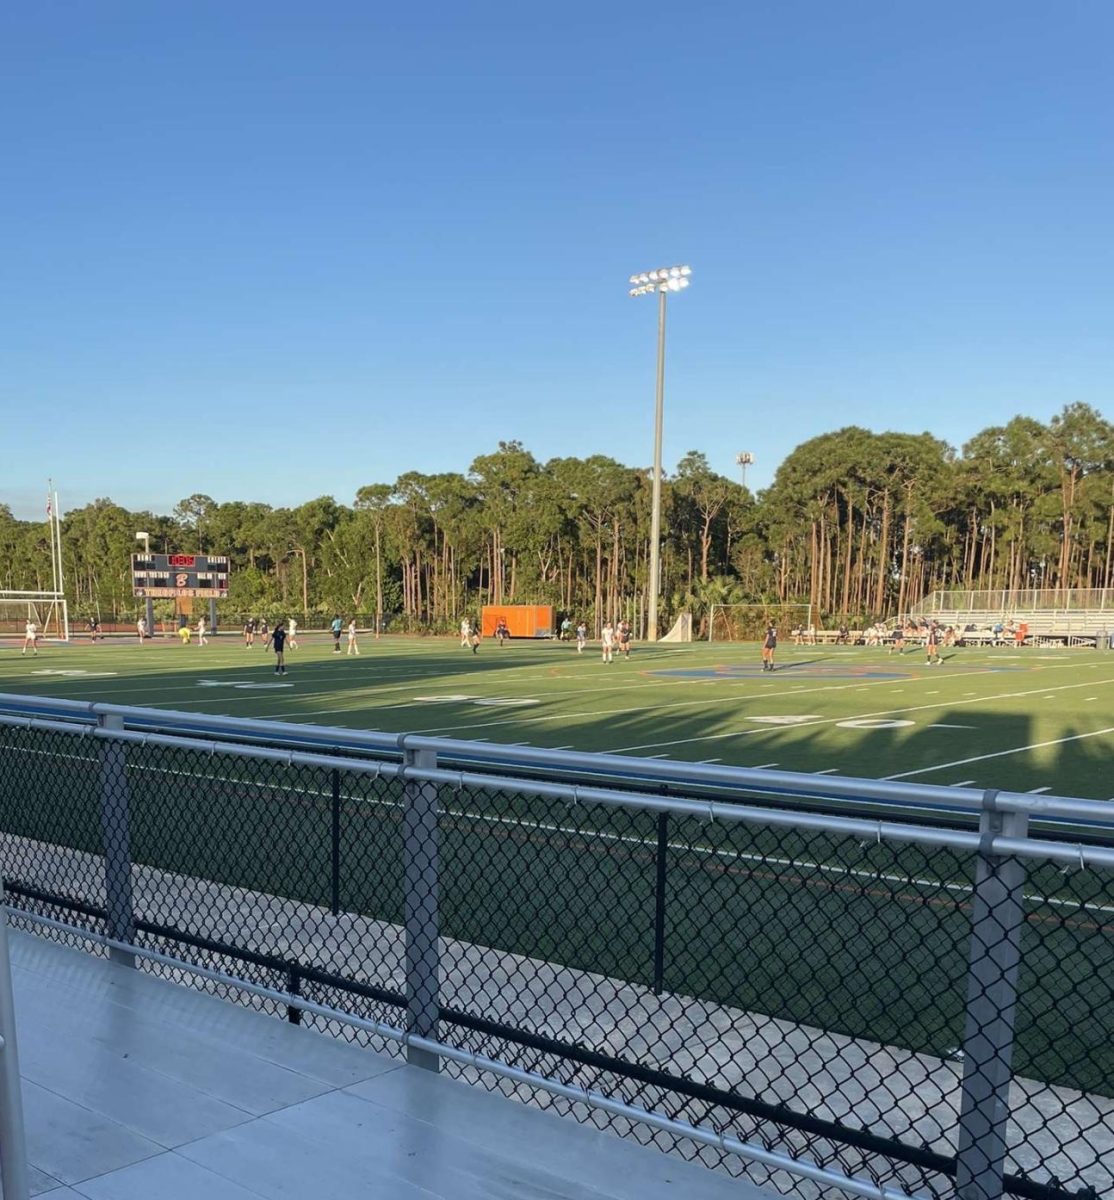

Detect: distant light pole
[735,452,754,489]
[135,532,154,635]
[629,264,691,640]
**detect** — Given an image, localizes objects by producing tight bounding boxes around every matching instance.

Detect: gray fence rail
[0,693,1110,1200]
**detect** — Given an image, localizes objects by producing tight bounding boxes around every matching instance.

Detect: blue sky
[3,2,1112,521]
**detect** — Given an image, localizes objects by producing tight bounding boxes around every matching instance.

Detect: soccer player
[460,617,472,648]
[495,617,509,646]
[601,620,615,663]
[87,616,100,642]
[618,619,632,660]
[287,617,298,649]
[178,623,191,645]
[761,623,777,671]
[470,623,481,654]
[346,618,360,656]
[925,623,941,665]
[330,614,343,652]
[137,616,147,643]
[22,620,38,656]
[196,616,207,646]
[259,618,269,642]
[576,621,588,653]
[267,622,288,674]
[888,625,905,655]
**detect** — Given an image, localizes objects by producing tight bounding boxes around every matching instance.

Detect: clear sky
[3,1,1112,521]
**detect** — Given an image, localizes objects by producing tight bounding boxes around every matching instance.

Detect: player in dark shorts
[618,620,632,659]
[88,616,100,641]
[495,617,509,646]
[925,623,941,666]
[331,615,343,652]
[244,618,255,647]
[889,625,905,655]
[761,624,777,671]
[267,623,288,674]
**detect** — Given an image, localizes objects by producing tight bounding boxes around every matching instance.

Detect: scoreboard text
[131,554,230,599]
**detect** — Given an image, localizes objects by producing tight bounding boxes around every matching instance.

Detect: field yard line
[402,665,1025,738]
[884,727,1114,780]
[607,676,1114,754]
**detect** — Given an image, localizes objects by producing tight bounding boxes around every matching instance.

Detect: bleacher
[910,589,1113,647]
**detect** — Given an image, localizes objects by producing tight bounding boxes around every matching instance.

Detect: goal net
[708,602,813,643]
[659,612,693,643]
[0,592,71,642]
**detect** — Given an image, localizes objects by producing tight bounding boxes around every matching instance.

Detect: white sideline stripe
[949,780,976,788]
[12,739,1109,916]
[885,727,1114,780]
[607,676,1114,755]
[753,762,779,769]
[1028,787,1052,794]
[814,768,839,775]
[699,758,722,764]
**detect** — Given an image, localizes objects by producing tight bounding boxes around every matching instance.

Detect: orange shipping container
[481,605,555,639]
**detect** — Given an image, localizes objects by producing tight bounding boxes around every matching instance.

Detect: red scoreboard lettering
[168,555,197,568]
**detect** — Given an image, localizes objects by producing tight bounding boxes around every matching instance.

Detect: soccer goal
[708,602,812,643]
[0,591,71,642]
[659,612,693,643]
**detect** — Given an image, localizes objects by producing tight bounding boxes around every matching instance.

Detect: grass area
[1,633,1112,1096]
[1,631,1112,796]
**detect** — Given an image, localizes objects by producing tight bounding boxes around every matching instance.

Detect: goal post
[708,602,812,643]
[0,591,71,642]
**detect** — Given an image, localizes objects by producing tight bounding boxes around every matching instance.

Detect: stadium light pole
[735,451,754,489]
[135,532,154,635]
[629,264,691,641]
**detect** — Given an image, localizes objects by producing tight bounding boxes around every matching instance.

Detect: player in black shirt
[761,624,777,671]
[267,623,288,674]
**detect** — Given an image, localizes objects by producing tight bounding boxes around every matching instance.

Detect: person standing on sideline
[196,616,207,646]
[137,615,148,643]
[88,616,101,641]
[601,620,615,663]
[618,619,632,660]
[560,616,572,642]
[330,614,343,652]
[243,618,253,647]
[761,624,777,671]
[266,622,288,674]
[347,618,360,656]
[22,620,38,656]
[460,617,472,648]
[287,617,298,649]
[576,621,588,653]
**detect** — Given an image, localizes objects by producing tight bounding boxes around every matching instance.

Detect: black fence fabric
[0,719,1109,1200]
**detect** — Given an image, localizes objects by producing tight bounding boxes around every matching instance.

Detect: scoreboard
[131,554,230,599]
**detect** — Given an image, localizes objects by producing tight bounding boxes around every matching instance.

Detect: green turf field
[1,631,1112,797]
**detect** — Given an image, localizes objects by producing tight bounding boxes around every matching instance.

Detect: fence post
[955,790,1029,1200]
[0,884,30,1200]
[403,745,440,1071]
[97,714,136,969]
[285,967,303,1025]
[652,811,669,996]
[330,769,341,917]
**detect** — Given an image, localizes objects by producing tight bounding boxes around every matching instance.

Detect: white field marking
[925,691,939,695]
[699,758,722,764]
[404,664,1024,739]
[607,675,1114,755]
[648,753,671,759]
[8,740,1108,915]
[1028,787,1052,794]
[1086,697,1098,701]
[814,768,839,775]
[949,780,976,788]
[549,745,574,751]
[885,726,1114,780]
[753,762,779,769]
[931,724,977,730]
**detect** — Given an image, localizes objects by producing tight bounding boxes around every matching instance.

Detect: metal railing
[0,692,1110,1200]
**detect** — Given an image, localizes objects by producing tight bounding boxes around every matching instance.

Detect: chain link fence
[0,706,1110,1200]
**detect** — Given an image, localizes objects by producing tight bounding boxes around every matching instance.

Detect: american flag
[46,494,52,519]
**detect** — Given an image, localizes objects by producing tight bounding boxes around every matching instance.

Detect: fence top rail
[0,690,1110,833]
[3,707,1114,871]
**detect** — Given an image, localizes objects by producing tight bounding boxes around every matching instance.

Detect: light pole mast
[735,451,754,489]
[629,264,691,641]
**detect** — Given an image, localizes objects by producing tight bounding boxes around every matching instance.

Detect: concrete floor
[8,931,772,1199]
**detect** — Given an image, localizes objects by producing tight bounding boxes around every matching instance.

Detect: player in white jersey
[460,617,472,647]
[196,616,208,646]
[22,621,38,656]
[601,620,615,663]
[347,619,360,655]
[576,621,588,653]
[287,617,298,649]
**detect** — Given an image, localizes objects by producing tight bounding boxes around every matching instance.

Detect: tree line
[2,403,1111,634]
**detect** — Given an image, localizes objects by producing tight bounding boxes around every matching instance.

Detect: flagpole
[46,480,58,596]
[54,489,68,640]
